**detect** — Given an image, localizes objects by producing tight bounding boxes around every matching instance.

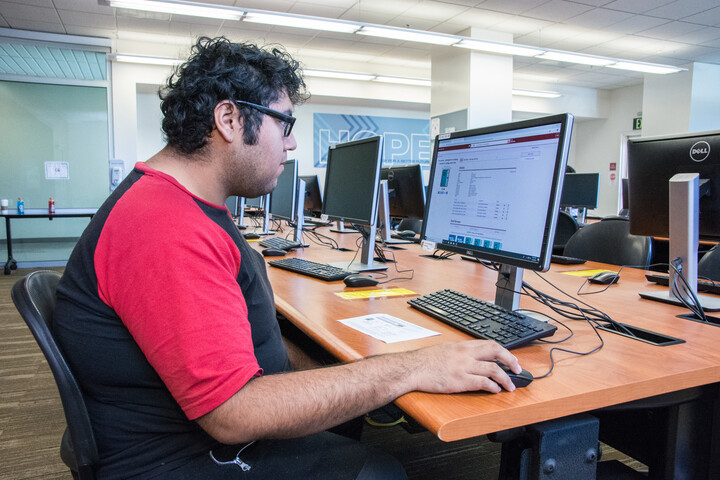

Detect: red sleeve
[95,179,260,420]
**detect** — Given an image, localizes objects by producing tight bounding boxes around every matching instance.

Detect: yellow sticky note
[336,288,416,300]
[562,269,617,277]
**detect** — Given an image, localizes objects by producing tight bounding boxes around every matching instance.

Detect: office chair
[552,210,579,255]
[699,244,720,282]
[11,270,99,480]
[397,217,423,234]
[563,216,652,268]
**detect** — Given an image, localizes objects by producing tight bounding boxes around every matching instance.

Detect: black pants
[158,431,407,479]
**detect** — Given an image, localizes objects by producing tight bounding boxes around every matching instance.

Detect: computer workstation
[560,172,600,224]
[259,159,308,251]
[378,164,426,244]
[628,129,720,315]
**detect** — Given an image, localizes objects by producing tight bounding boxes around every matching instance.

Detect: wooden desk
[251,228,720,475]
[2,208,97,274]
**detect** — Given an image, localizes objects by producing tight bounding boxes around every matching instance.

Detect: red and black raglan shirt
[54,163,290,479]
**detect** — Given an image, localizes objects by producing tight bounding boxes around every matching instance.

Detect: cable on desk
[669,257,710,323]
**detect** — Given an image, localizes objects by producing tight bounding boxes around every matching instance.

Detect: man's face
[226,91,297,199]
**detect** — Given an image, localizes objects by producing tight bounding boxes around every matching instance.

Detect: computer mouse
[244,232,260,240]
[343,274,379,288]
[588,271,620,285]
[261,248,287,257]
[495,362,534,388]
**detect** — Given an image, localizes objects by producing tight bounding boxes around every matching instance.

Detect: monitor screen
[421,113,574,272]
[559,173,600,209]
[300,174,322,216]
[621,177,629,211]
[380,164,426,219]
[322,136,383,225]
[244,196,263,209]
[269,159,297,221]
[628,130,720,240]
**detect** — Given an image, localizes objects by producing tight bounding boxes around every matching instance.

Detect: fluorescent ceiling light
[607,62,684,74]
[304,69,375,81]
[374,76,431,87]
[358,26,458,46]
[538,51,614,66]
[455,39,544,57]
[512,89,561,98]
[242,12,360,33]
[108,0,242,21]
[109,53,183,66]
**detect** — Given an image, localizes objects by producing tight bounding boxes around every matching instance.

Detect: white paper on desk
[338,314,440,344]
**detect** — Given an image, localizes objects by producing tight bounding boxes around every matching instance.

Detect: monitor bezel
[299,174,323,215]
[420,113,574,272]
[321,135,384,226]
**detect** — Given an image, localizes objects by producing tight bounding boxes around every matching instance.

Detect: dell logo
[690,141,710,162]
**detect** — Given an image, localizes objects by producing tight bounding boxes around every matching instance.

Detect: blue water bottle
[17,197,24,215]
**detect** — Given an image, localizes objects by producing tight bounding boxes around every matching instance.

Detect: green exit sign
[633,117,642,130]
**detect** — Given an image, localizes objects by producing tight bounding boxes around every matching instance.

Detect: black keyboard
[259,237,302,250]
[551,254,587,265]
[646,273,720,295]
[408,289,557,349]
[268,258,353,281]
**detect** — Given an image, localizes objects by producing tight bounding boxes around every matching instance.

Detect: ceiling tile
[229,0,294,12]
[4,19,66,34]
[603,0,675,14]
[475,0,553,15]
[287,3,350,19]
[636,21,705,41]
[58,10,117,29]
[0,2,61,23]
[564,7,632,29]
[682,6,720,27]
[522,0,594,22]
[645,0,719,21]
[385,16,442,31]
[673,27,720,45]
[54,0,114,15]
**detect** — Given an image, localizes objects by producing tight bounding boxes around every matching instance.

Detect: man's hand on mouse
[401,340,521,394]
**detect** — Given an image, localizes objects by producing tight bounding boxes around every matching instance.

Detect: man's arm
[196,339,519,444]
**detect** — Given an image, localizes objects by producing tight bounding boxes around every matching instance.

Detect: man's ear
[214,101,241,143]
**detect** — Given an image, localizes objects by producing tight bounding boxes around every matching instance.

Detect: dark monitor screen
[628,130,720,240]
[269,159,297,221]
[559,173,600,209]
[422,113,574,272]
[300,174,322,215]
[322,136,383,225]
[244,196,263,209]
[380,164,426,219]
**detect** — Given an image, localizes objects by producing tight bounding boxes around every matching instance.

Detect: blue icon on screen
[493,242,502,249]
[484,240,492,248]
[456,236,465,243]
[474,238,482,246]
[448,234,456,242]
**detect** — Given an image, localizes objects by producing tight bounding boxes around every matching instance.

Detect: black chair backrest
[11,270,98,480]
[553,211,579,254]
[563,217,652,268]
[699,245,720,282]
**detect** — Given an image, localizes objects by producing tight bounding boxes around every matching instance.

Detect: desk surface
[1,208,97,217]
[250,227,720,442]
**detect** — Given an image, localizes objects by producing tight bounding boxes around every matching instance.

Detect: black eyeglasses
[234,100,296,137]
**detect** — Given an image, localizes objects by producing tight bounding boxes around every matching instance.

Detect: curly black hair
[159,36,308,154]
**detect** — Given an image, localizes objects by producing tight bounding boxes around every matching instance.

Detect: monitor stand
[255,193,274,236]
[376,181,411,245]
[639,173,720,311]
[329,223,388,273]
[236,197,247,229]
[495,264,523,311]
[331,220,358,233]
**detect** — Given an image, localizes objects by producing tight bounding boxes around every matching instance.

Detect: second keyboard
[259,237,303,250]
[268,257,353,281]
[408,289,557,349]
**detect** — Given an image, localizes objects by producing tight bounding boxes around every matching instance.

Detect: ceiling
[1,0,720,91]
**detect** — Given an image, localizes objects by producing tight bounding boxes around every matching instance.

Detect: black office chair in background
[553,211,579,255]
[11,270,98,480]
[563,216,652,268]
[699,244,720,282]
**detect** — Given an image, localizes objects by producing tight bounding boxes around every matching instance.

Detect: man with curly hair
[54,36,521,478]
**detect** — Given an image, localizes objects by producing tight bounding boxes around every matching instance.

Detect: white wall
[572,85,643,217]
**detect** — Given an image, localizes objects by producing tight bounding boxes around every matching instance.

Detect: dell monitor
[628,130,720,311]
[560,172,599,223]
[322,135,386,272]
[300,174,323,217]
[421,113,574,310]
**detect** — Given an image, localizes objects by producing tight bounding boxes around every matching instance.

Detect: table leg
[4,217,16,275]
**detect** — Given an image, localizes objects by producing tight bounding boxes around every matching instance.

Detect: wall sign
[314,113,431,168]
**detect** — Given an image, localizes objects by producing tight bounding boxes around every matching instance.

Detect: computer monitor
[322,135,386,271]
[619,178,629,217]
[560,173,600,209]
[300,174,322,217]
[421,113,574,310]
[628,130,720,310]
[270,159,298,222]
[380,165,426,220]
